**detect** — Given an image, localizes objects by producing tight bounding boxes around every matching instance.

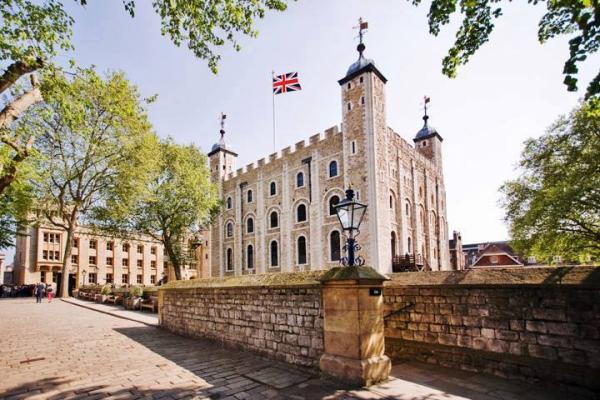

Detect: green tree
[500,99,600,262]
[0,0,73,196]
[417,0,599,98]
[97,139,219,281]
[79,0,288,73]
[21,68,157,297]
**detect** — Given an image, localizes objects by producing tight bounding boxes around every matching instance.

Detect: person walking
[35,282,45,303]
[47,283,54,303]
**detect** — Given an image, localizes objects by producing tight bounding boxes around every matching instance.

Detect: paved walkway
[62,297,158,326]
[0,298,581,400]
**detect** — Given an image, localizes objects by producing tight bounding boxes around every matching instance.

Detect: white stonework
[207,47,451,276]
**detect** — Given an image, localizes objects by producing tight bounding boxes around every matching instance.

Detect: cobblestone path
[0,299,581,400]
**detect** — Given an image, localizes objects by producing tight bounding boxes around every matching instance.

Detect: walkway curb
[61,298,158,327]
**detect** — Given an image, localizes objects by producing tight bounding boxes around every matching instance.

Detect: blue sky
[9,0,597,262]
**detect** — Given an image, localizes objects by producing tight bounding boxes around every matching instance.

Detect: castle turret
[339,19,392,271]
[414,98,443,170]
[208,113,238,183]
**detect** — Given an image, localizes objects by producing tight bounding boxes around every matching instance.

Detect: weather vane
[219,112,226,142]
[354,17,369,44]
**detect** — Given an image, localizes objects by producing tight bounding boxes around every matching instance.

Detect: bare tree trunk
[0,74,42,128]
[59,224,75,298]
[0,74,43,196]
[0,59,43,95]
[163,239,182,280]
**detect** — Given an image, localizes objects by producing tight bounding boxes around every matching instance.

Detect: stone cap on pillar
[318,265,389,283]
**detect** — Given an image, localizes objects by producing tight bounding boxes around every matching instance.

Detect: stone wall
[383,267,600,396]
[158,272,324,368]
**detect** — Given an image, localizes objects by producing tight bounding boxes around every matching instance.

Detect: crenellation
[309,133,321,144]
[206,44,450,277]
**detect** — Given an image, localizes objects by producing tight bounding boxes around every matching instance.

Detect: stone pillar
[319,265,391,386]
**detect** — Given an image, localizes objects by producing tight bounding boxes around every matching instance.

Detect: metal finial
[423,96,431,125]
[219,112,226,143]
[354,18,368,59]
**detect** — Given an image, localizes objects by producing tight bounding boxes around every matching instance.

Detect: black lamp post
[334,187,367,266]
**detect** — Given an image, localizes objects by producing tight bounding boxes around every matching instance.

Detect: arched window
[389,195,393,209]
[297,236,307,265]
[391,231,397,257]
[226,197,232,209]
[297,204,307,222]
[226,222,233,238]
[407,237,412,254]
[330,231,341,261]
[247,245,254,269]
[296,172,304,188]
[329,161,338,178]
[246,217,254,234]
[270,181,277,196]
[270,241,278,267]
[226,248,233,271]
[405,202,410,217]
[328,195,340,216]
[269,211,279,228]
[247,190,253,203]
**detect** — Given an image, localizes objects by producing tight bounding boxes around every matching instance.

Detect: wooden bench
[105,295,123,305]
[140,296,158,313]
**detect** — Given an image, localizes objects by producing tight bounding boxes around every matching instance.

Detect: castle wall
[208,62,451,275]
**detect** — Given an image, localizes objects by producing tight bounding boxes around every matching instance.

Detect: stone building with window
[207,40,452,276]
[13,224,166,293]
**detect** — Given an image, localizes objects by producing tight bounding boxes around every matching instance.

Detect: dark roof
[338,47,387,86]
[207,143,238,157]
[414,116,443,142]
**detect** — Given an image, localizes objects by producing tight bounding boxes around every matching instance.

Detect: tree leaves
[500,98,600,262]
[420,0,600,98]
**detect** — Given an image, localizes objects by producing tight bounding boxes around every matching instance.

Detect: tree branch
[0,59,44,95]
[0,74,43,129]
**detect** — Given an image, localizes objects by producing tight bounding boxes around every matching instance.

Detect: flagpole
[272,70,276,152]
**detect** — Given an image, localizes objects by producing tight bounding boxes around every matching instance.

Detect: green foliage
[97,138,219,280]
[500,99,600,262]
[28,67,158,224]
[417,0,599,98]
[79,0,288,74]
[129,285,143,298]
[0,0,73,65]
[100,284,112,295]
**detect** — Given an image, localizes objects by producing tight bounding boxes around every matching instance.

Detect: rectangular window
[89,256,96,265]
[106,242,114,251]
[106,257,113,266]
[150,260,156,269]
[73,238,78,248]
[137,274,143,284]
[43,232,49,242]
[151,246,156,255]
[351,141,356,154]
[122,258,129,267]
[71,255,78,264]
[150,275,156,284]
[122,274,128,284]
[89,240,97,250]
[42,250,48,260]
[54,251,60,260]
[137,245,144,254]
[106,273,113,284]
[89,273,97,284]
[123,243,130,252]
[137,259,143,267]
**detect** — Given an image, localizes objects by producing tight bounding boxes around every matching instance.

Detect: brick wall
[159,278,324,368]
[383,267,600,396]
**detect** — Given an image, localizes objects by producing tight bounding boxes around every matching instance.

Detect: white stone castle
[206,38,451,277]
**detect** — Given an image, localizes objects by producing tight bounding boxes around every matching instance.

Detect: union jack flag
[272,72,302,95]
